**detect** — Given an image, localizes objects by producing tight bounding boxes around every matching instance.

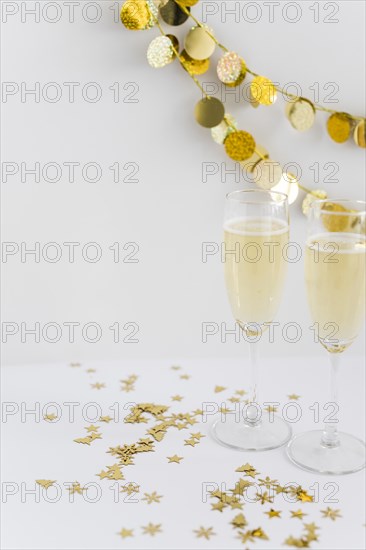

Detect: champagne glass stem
[321,353,340,448]
[246,340,260,426]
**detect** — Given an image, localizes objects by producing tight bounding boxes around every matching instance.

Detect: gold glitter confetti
[184,438,198,447]
[231,513,248,529]
[67,482,86,495]
[354,118,366,148]
[43,413,57,421]
[74,436,93,445]
[214,385,226,393]
[288,394,301,400]
[250,76,277,105]
[265,405,278,413]
[256,491,274,505]
[265,508,282,519]
[190,432,205,440]
[238,528,269,543]
[184,26,216,61]
[91,382,105,390]
[147,35,176,68]
[258,476,279,489]
[121,0,157,31]
[167,454,183,463]
[85,424,99,433]
[195,96,225,128]
[171,395,183,401]
[224,130,256,161]
[142,491,163,504]
[291,509,307,520]
[117,528,134,539]
[286,98,316,131]
[180,374,190,380]
[211,501,226,512]
[217,51,246,86]
[194,526,216,540]
[321,507,342,521]
[121,483,140,494]
[171,365,181,370]
[100,415,113,423]
[327,112,352,143]
[141,523,162,536]
[36,480,56,489]
[180,49,210,75]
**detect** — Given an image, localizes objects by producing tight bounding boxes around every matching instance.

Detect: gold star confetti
[228,396,240,403]
[256,491,274,505]
[74,436,93,445]
[288,393,301,400]
[86,368,95,373]
[235,463,259,478]
[231,513,247,529]
[67,482,86,495]
[219,407,233,414]
[321,507,342,521]
[265,508,282,519]
[85,424,99,433]
[97,464,124,481]
[100,415,113,423]
[121,483,140,494]
[184,438,198,447]
[171,395,183,401]
[235,389,247,396]
[190,432,205,440]
[193,526,216,540]
[211,501,226,512]
[43,413,57,421]
[291,509,307,520]
[288,486,314,503]
[91,382,105,390]
[90,432,102,441]
[167,455,183,463]
[36,479,56,489]
[180,374,190,380]
[238,528,268,543]
[214,385,226,393]
[117,528,133,539]
[141,523,162,536]
[171,365,181,370]
[142,491,162,504]
[258,476,279,489]
[265,405,278,413]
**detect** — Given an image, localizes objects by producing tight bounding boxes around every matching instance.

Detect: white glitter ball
[147,36,174,68]
[217,51,243,84]
[211,114,238,144]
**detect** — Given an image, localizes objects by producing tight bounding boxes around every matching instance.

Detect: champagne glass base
[212,415,292,451]
[287,430,366,475]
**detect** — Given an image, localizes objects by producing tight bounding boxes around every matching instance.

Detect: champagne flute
[212,189,292,451]
[287,199,366,474]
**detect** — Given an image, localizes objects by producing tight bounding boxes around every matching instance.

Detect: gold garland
[120,0,366,214]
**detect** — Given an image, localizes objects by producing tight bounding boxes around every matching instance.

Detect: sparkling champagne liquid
[306,232,366,351]
[224,217,289,333]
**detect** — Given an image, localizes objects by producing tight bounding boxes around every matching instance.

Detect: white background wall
[2,0,365,365]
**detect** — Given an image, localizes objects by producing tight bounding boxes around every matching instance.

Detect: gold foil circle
[286,98,316,131]
[217,52,246,87]
[180,49,210,75]
[121,0,158,30]
[184,26,216,60]
[271,172,299,205]
[321,202,351,232]
[354,119,366,148]
[250,76,277,106]
[240,145,269,173]
[147,36,175,68]
[195,97,225,128]
[253,159,283,189]
[211,114,237,144]
[224,131,256,161]
[327,113,353,143]
[302,190,327,216]
[160,0,190,25]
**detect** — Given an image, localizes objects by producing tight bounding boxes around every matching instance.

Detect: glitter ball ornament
[250,76,277,105]
[302,190,327,216]
[286,98,316,131]
[253,160,283,189]
[224,130,256,161]
[211,114,237,144]
[354,119,366,148]
[217,52,246,87]
[147,36,175,68]
[121,0,158,30]
[327,112,353,143]
[180,49,210,75]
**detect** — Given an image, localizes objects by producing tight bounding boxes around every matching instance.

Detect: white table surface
[1,357,365,550]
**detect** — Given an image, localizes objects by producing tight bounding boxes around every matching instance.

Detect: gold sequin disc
[250,76,277,105]
[211,114,237,144]
[121,0,157,30]
[160,0,190,26]
[184,26,216,60]
[354,119,366,148]
[253,159,283,189]
[217,52,246,87]
[180,50,210,75]
[224,131,256,161]
[286,98,316,131]
[327,113,353,143]
[195,97,225,128]
[321,202,352,232]
[147,36,176,68]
